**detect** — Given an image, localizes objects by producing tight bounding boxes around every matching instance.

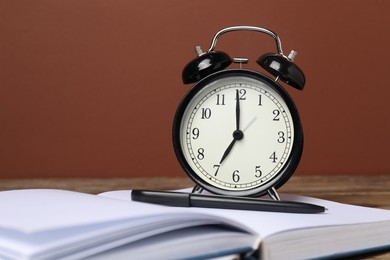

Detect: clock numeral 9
[232,170,240,183]
[192,128,200,139]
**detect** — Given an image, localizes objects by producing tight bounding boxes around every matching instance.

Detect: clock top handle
[182,25,305,90]
[207,25,284,55]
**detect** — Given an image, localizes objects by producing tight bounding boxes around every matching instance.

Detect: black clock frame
[172,69,304,197]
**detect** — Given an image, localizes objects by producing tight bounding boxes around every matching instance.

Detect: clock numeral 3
[277,131,285,143]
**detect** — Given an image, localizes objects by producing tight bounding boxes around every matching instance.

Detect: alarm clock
[172,26,305,199]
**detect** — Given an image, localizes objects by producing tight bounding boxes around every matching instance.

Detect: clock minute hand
[236,89,240,130]
[220,90,243,165]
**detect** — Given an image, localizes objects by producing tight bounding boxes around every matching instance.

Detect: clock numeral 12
[235,89,246,100]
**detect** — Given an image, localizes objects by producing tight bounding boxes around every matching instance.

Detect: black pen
[131,190,326,214]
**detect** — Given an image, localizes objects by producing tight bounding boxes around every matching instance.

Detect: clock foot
[191,185,204,194]
[267,187,281,201]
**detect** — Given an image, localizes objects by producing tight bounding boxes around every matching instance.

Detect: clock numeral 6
[232,170,240,183]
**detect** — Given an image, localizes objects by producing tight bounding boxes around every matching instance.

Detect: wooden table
[1,175,389,259]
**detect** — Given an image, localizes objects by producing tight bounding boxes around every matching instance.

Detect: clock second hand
[242,116,257,132]
[219,89,244,164]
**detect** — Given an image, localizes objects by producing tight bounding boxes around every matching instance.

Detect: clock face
[173,70,303,196]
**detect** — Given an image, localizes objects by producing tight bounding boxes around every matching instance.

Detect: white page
[100,190,390,238]
[0,189,254,259]
[89,226,258,260]
[0,189,179,233]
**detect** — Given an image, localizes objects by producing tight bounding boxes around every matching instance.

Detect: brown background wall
[1,0,389,178]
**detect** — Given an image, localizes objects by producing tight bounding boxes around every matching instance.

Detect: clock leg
[267,187,281,201]
[191,185,204,194]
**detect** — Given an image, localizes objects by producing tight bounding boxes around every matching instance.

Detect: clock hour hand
[219,139,236,164]
[219,130,244,164]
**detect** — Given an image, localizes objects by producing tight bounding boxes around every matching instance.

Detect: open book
[0,189,389,260]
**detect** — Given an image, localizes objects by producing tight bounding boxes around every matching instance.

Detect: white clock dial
[179,75,295,192]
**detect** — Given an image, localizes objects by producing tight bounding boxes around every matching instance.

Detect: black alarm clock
[172,26,305,199]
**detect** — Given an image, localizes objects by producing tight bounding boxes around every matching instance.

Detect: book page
[0,189,178,233]
[0,189,256,259]
[99,190,390,238]
[83,226,258,260]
